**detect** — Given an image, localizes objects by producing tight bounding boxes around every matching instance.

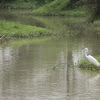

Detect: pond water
[0,9,100,100]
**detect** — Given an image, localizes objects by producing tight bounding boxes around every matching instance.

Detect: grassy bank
[78,56,100,71]
[0,20,53,38]
[33,0,86,16]
[0,0,86,16]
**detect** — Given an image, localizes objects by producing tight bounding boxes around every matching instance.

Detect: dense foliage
[0,0,54,4]
[86,0,100,22]
[0,0,100,21]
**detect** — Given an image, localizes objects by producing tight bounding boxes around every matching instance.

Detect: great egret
[84,48,100,67]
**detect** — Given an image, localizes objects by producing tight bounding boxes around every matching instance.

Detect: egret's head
[84,48,88,52]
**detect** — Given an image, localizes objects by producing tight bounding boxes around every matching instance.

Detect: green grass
[33,0,70,15]
[0,0,86,16]
[0,20,53,38]
[33,0,86,16]
[78,56,100,71]
[59,7,86,16]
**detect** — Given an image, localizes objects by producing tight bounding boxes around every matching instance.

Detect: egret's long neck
[85,51,88,58]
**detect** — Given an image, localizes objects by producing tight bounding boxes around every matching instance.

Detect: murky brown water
[0,9,100,100]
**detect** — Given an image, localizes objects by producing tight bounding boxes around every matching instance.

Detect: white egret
[84,48,100,67]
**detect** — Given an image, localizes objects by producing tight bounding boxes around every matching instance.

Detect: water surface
[0,9,100,100]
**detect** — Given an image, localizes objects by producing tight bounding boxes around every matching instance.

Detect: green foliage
[0,0,86,17]
[0,1,36,9]
[0,0,100,21]
[0,0,54,8]
[45,0,54,4]
[0,0,35,3]
[0,20,53,38]
[33,0,70,15]
[33,0,86,16]
[78,56,100,71]
[85,0,100,22]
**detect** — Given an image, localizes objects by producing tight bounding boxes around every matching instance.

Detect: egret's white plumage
[84,48,100,67]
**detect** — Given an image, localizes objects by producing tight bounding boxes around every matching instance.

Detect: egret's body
[84,48,100,67]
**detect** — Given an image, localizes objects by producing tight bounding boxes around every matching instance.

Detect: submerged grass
[0,20,53,38]
[78,56,100,71]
